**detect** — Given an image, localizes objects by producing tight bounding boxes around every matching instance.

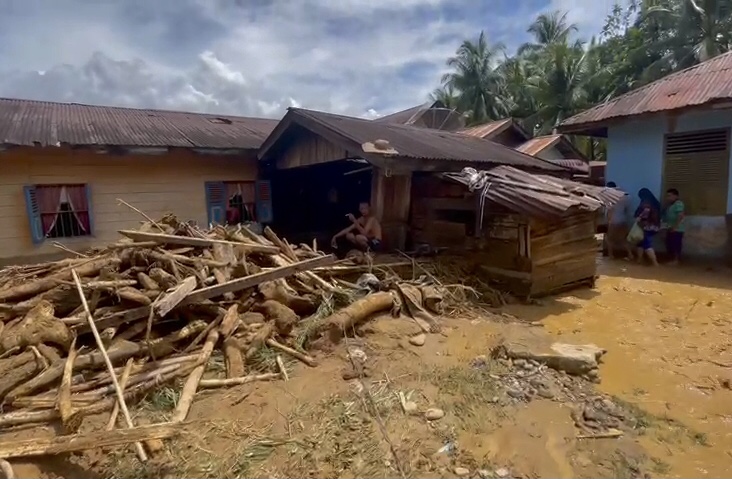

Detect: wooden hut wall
[527,212,597,296]
[275,127,354,170]
[372,168,412,250]
[409,174,475,248]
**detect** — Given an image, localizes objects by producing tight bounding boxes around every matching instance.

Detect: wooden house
[0,98,278,265]
[410,166,623,298]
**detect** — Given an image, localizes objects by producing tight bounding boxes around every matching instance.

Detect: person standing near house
[605,181,634,259]
[634,188,661,266]
[663,188,685,265]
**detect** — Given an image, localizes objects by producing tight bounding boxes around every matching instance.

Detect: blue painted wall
[606,109,732,257]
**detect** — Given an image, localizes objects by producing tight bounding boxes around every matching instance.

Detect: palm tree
[441,31,508,125]
[429,85,460,110]
[519,10,578,55]
[525,40,588,134]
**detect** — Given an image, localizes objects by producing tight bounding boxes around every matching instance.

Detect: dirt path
[506,259,732,478]
[10,261,732,478]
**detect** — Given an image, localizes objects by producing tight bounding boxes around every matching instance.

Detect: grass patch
[426,365,500,432]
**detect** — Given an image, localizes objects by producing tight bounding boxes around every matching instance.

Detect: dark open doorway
[270,159,372,246]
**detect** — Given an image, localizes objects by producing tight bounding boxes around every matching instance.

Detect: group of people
[605,183,686,266]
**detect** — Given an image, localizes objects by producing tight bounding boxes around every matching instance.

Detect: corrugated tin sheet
[561,51,732,131]
[288,108,565,171]
[516,135,561,155]
[547,159,590,173]
[373,101,438,125]
[0,97,280,149]
[458,118,513,139]
[445,166,625,218]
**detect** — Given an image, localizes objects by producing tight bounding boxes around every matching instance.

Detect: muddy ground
[8,258,732,478]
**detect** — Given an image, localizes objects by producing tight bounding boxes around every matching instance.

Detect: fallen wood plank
[0,422,182,458]
[265,338,317,367]
[198,373,279,388]
[181,255,336,304]
[118,230,280,254]
[153,276,197,317]
[172,331,219,423]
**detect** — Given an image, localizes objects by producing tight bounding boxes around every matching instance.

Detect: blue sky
[0,0,627,119]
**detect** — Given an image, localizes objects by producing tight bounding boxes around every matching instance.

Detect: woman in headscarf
[633,188,661,266]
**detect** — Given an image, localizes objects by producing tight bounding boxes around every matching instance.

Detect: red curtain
[36,185,63,235]
[65,185,90,233]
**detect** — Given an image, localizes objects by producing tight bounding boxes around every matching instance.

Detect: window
[663,128,730,216]
[24,184,93,244]
[204,180,272,226]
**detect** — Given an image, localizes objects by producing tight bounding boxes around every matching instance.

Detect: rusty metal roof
[458,118,515,139]
[560,51,732,134]
[260,108,565,172]
[547,159,590,173]
[0,97,280,150]
[374,101,441,125]
[516,134,561,155]
[445,166,624,218]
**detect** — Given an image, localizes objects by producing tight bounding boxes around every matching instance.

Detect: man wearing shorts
[331,201,382,254]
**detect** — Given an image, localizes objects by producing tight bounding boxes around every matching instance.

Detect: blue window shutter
[85,184,95,235]
[23,185,44,244]
[204,181,226,225]
[255,180,273,224]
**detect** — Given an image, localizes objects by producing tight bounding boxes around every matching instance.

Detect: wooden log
[72,270,147,462]
[154,276,197,317]
[322,291,395,340]
[172,331,219,423]
[118,230,280,254]
[137,272,160,291]
[149,268,178,290]
[218,304,240,338]
[78,280,138,289]
[264,226,298,262]
[148,250,228,269]
[0,459,14,479]
[0,422,181,458]
[117,287,153,306]
[181,255,336,304]
[245,323,274,361]
[0,256,120,302]
[224,337,245,379]
[276,355,289,381]
[265,338,317,367]
[58,338,77,428]
[198,373,279,388]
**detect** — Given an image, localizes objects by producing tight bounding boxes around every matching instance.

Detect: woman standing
[634,188,661,266]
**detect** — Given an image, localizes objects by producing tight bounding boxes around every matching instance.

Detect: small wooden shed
[410,166,624,297]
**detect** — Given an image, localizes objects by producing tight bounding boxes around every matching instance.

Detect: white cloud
[0,0,622,119]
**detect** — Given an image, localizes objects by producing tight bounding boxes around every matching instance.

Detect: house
[559,51,732,257]
[256,107,565,250]
[374,101,464,130]
[410,166,624,297]
[0,98,279,265]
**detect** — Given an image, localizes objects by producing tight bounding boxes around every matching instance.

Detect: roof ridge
[0,96,279,122]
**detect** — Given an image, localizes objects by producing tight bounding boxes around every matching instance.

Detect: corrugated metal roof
[458,118,514,139]
[516,134,561,155]
[0,97,280,149]
[547,159,590,173]
[373,101,439,125]
[561,51,732,132]
[275,108,565,171]
[445,166,625,218]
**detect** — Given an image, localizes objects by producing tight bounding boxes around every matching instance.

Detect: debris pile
[0,215,440,461]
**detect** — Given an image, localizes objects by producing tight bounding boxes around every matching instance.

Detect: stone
[494,327,606,375]
[506,388,524,399]
[490,396,499,403]
[537,388,555,399]
[586,369,600,379]
[409,334,426,347]
[513,358,527,367]
[522,362,534,370]
[425,408,445,420]
[495,467,510,477]
[478,469,492,479]
[454,467,471,476]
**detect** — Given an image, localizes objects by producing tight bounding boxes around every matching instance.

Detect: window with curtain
[224,181,256,224]
[28,184,92,239]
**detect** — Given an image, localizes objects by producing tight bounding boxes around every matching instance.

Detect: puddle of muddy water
[505,259,732,478]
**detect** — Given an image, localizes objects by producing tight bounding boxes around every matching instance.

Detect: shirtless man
[330,201,382,252]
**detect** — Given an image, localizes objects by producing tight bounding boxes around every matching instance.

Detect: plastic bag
[627,222,643,244]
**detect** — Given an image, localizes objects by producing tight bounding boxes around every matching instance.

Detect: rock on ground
[494,326,606,375]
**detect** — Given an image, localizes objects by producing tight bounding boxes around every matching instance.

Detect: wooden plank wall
[0,146,257,265]
[372,168,411,250]
[275,129,353,170]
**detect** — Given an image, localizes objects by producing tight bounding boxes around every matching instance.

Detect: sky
[0,0,627,119]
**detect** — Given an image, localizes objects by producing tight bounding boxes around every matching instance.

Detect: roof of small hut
[444,166,625,219]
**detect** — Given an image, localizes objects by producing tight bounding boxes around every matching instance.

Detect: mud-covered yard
[9,259,732,479]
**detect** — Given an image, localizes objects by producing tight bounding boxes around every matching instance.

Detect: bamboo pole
[172,330,219,423]
[106,358,135,430]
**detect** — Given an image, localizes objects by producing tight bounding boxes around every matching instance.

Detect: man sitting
[330,201,382,254]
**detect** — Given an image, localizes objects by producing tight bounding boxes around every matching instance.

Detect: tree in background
[433,0,732,160]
